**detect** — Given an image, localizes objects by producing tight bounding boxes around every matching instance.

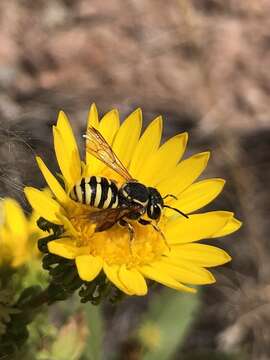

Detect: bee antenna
[163,194,178,200]
[163,205,189,219]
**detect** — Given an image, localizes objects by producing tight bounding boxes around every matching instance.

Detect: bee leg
[138,218,151,226]
[138,219,170,251]
[118,219,135,253]
[152,224,171,252]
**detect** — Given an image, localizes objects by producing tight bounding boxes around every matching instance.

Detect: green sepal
[42,253,64,269]
[37,217,63,237]
[37,217,64,254]
[16,286,43,308]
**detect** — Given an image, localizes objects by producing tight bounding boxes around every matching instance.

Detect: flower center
[67,204,168,267]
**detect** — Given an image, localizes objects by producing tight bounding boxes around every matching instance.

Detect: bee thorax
[119,181,149,207]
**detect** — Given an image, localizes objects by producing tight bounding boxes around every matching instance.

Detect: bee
[70,126,188,240]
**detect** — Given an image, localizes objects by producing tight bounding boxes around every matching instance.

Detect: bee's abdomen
[70,176,119,209]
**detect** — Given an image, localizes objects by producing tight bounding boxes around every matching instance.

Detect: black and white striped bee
[70,126,188,239]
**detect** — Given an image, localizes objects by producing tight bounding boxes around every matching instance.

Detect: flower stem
[18,287,50,310]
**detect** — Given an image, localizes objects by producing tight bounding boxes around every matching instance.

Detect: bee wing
[84,126,133,180]
[88,207,131,232]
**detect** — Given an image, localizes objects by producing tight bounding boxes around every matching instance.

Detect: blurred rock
[0,0,269,132]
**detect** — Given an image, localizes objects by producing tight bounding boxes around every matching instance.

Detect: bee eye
[147,203,161,220]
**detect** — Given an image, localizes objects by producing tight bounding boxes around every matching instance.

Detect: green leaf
[0,287,20,336]
[139,289,200,360]
[82,304,104,360]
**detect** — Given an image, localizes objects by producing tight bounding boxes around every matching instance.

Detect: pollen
[67,203,167,267]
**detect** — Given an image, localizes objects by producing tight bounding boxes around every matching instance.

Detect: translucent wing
[88,207,132,232]
[84,126,133,180]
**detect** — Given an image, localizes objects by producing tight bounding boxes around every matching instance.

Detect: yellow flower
[24,104,241,296]
[0,198,42,267]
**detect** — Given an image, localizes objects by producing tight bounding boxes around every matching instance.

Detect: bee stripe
[70,188,76,200]
[103,187,112,208]
[111,196,118,208]
[84,183,91,205]
[75,185,83,203]
[134,199,148,206]
[80,178,87,204]
[94,183,102,207]
[109,182,119,208]
[98,178,109,208]
[89,177,97,206]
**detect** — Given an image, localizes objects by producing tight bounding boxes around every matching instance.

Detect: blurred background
[1,1,270,359]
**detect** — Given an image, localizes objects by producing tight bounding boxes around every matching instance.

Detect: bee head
[119,181,149,208]
[147,187,164,220]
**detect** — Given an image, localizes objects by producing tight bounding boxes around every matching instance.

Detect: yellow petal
[56,213,79,238]
[169,243,232,267]
[139,264,196,293]
[139,132,188,186]
[118,266,147,295]
[86,103,99,166]
[112,108,142,168]
[159,259,216,284]
[103,263,134,295]
[87,103,99,131]
[86,109,120,175]
[48,238,89,259]
[211,217,242,237]
[157,152,210,197]
[56,111,81,183]
[36,157,69,204]
[165,211,233,244]
[99,109,120,144]
[75,255,103,281]
[165,178,225,216]
[53,126,79,187]
[3,198,27,238]
[129,116,163,178]
[24,187,63,224]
